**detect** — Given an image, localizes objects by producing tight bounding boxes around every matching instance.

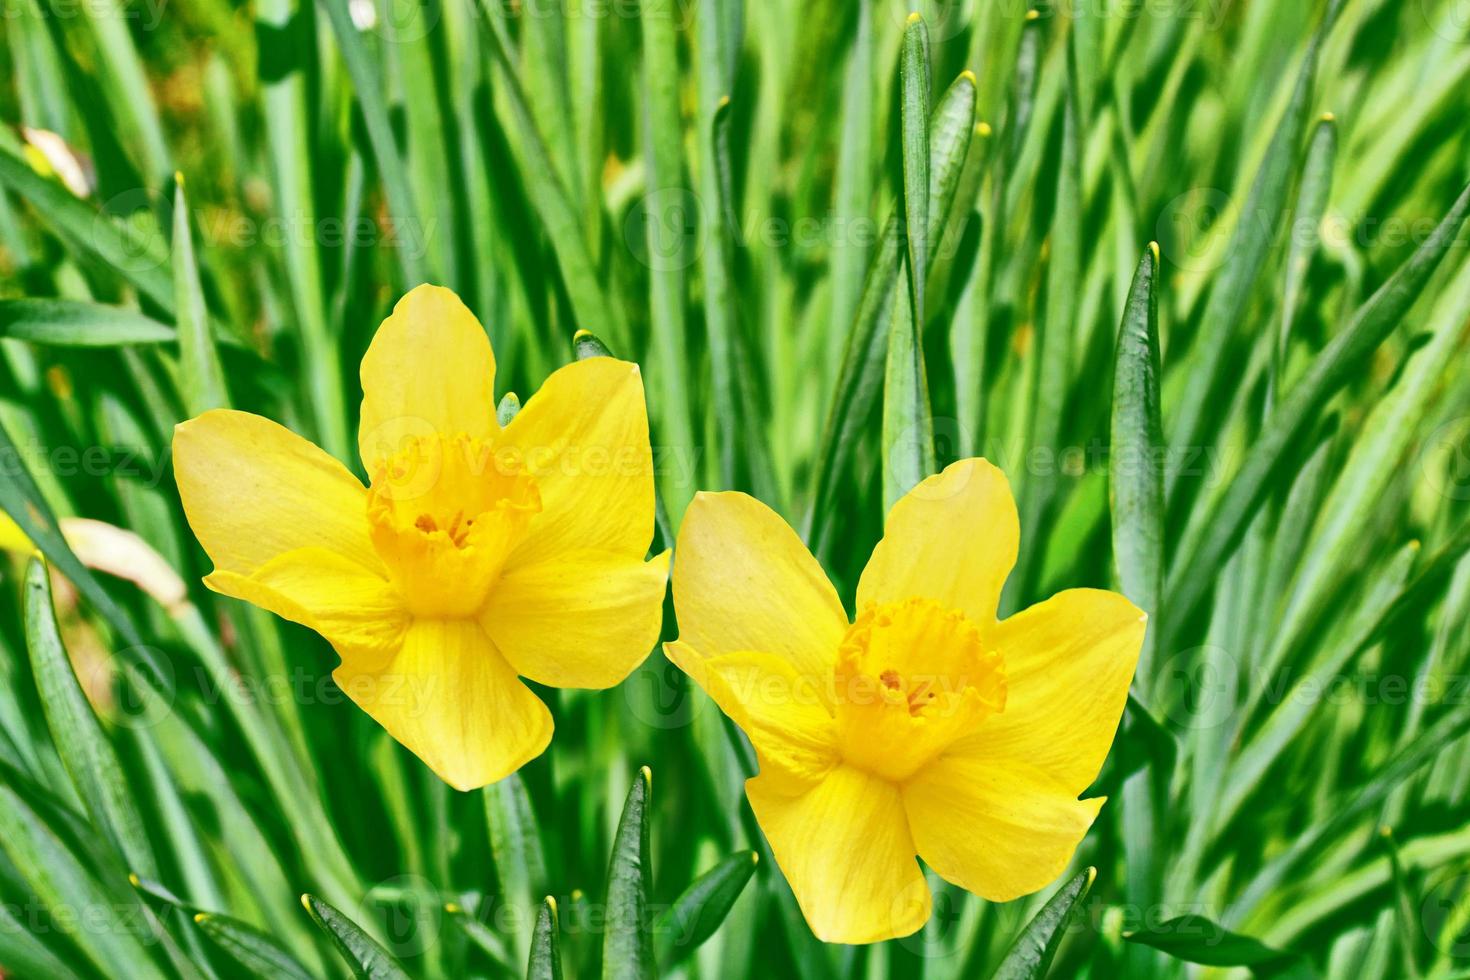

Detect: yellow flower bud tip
[750,851,760,865]
[1026,9,1040,20]
[545,896,559,922]
[174,170,185,188]
[1149,241,1161,263]
[444,902,462,914]
[718,94,732,109]
[1321,111,1336,123]
[193,913,209,925]
[128,873,142,887]
[571,889,585,902]
[573,329,594,341]
[300,895,313,913]
[960,69,977,86]
[977,122,993,138]
[906,11,922,25]
[639,765,653,791]
[1379,826,1393,839]
[1085,866,1098,888]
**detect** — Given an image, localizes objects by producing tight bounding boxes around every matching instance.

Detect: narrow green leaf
[900,12,932,333]
[640,0,696,523]
[1164,178,1470,639]
[1124,915,1297,969]
[603,766,654,980]
[0,781,168,980]
[527,896,563,980]
[991,867,1096,979]
[316,0,426,286]
[486,771,548,963]
[810,72,976,552]
[1167,0,1340,487]
[0,143,172,308]
[256,0,349,460]
[1109,244,1163,681]
[195,912,316,980]
[882,255,935,512]
[1273,114,1337,400]
[303,894,413,980]
[24,558,157,879]
[0,298,175,345]
[172,175,228,415]
[477,0,628,348]
[653,851,758,968]
[0,897,85,980]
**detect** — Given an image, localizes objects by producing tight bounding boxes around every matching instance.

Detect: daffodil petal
[666,642,838,787]
[205,547,408,662]
[857,458,1018,624]
[333,619,552,791]
[903,754,1102,902]
[748,765,929,944]
[671,491,848,687]
[482,548,670,689]
[358,285,498,474]
[496,357,656,566]
[960,588,1146,794]
[174,409,379,575]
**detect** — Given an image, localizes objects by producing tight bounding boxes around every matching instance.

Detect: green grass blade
[810,71,976,551]
[0,143,172,308]
[1273,114,1338,400]
[901,13,932,335]
[0,897,85,980]
[195,912,317,980]
[1109,244,1163,680]
[1124,916,1299,969]
[255,0,348,460]
[990,867,1096,979]
[0,298,175,345]
[527,896,564,980]
[1164,178,1470,640]
[602,766,654,980]
[316,0,427,287]
[303,894,412,980]
[653,850,758,968]
[640,0,696,524]
[1166,1,1339,498]
[172,175,228,415]
[882,255,935,512]
[486,771,549,963]
[23,558,157,879]
[0,780,169,980]
[477,0,628,349]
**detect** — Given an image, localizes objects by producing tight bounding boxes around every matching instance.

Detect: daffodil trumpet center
[833,597,1006,783]
[367,433,541,617]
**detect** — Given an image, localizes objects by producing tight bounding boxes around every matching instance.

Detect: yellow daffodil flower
[666,458,1144,943]
[174,285,669,790]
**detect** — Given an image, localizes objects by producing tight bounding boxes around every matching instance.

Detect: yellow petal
[857,458,1018,624]
[960,588,1146,794]
[903,754,1102,902]
[748,765,929,944]
[174,410,379,576]
[671,491,848,688]
[496,357,656,566]
[358,285,497,475]
[665,642,838,788]
[206,547,408,662]
[481,548,670,689]
[333,618,552,791]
